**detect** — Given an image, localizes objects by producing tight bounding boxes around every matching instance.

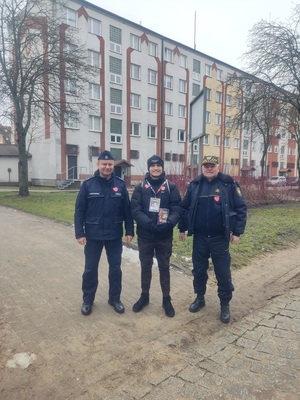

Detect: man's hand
[230,235,240,245]
[124,235,133,243]
[179,232,186,242]
[77,237,86,245]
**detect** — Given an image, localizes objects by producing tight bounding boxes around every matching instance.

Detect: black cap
[98,150,115,161]
[147,155,164,169]
[202,155,218,165]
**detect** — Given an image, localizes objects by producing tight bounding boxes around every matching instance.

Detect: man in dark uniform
[179,156,247,323]
[131,155,182,317]
[74,150,134,316]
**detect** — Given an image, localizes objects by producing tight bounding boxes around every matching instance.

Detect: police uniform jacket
[178,172,247,239]
[131,173,182,240]
[74,170,134,241]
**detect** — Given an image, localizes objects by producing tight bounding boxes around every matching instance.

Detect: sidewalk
[0,205,300,400]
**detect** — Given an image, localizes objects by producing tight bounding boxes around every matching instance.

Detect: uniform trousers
[82,238,123,304]
[137,236,172,297]
[192,233,234,305]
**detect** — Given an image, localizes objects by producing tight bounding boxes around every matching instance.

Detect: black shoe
[108,300,125,314]
[81,302,92,316]
[189,296,205,313]
[163,296,175,318]
[220,304,230,323]
[132,293,149,312]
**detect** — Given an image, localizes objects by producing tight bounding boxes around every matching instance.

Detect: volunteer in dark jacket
[131,155,181,317]
[179,156,247,323]
[75,150,134,316]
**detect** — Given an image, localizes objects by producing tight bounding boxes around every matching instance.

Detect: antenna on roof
[194,11,197,50]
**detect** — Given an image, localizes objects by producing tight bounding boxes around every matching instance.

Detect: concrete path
[0,205,300,400]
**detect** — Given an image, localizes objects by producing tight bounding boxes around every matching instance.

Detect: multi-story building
[25,0,297,186]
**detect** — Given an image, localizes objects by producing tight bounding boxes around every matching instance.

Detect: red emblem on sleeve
[113,187,118,192]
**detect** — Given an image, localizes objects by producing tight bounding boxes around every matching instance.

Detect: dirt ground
[1,241,300,400]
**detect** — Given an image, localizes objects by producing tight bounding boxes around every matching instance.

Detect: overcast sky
[92,0,295,69]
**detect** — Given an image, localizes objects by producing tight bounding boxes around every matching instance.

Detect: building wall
[24,0,297,185]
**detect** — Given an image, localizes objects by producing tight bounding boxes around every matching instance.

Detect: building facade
[25,0,297,186]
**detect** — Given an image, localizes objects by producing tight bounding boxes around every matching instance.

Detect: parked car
[266,176,287,186]
[286,177,299,187]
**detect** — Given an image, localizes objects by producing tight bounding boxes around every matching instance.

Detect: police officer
[131,155,182,317]
[74,150,134,316]
[179,156,247,323]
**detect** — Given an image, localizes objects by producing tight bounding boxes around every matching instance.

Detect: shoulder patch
[236,187,242,197]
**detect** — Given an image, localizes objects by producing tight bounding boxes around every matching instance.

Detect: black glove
[148,221,159,233]
[157,221,173,233]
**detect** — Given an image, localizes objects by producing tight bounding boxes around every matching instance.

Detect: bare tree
[243,5,300,181]
[0,0,97,196]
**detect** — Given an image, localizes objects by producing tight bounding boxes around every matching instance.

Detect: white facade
[25,0,297,186]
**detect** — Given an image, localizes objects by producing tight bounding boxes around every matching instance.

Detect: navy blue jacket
[131,173,182,240]
[178,172,247,239]
[74,170,134,241]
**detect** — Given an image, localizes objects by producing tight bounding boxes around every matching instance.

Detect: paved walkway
[0,205,300,400]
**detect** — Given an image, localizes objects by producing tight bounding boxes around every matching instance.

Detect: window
[148,41,157,57]
[131,34,140,51]
[110,148,122,160]
[180,54,187,68]
[227,73,233,84]
[217,69,223,81]
[179,105,186,118]
[165,48,173,63]
[225,116,231,126]
[131,122,140,136]
[226,95,232,106]
[203,134,209,145]
[267,145,272,153]
[234,138,240,149]
[224,136,230,147]
[63,7,76,27]
[164,102,173,115]
[110,118,122,143]
[89,83,101,100]
[216,91,222,103]
[109,25,122,54]
[65,112,79,128]
[179,79,187,93]
[192,83,200,97]
[110,88,122,114]
[148,125,156,139]
[130,63,140,80]
[148,69,157,85]
[178,129,185,142]
[206,111,211,123]
[215,113,221,125]
[64,78,78,95]
[89,115,101,131]
[109,56,121,74]
[205,64,212,77]
[148,98,157,112]
[88,50,100,68]
[193,59,201,80]
[214,135,220,146]
[252,141,256,151]
[164,75,173,89]
[110,25,121,44]
[206,88,211,100]
[88,18,101,35]
[130,150,139,159]
[193,143,198,152]
[275,145,279,153]
[164,127,172,140]
[130,93,141,108]
[109,56,122,84]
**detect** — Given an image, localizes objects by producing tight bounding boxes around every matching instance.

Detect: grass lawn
[0,188,300,269]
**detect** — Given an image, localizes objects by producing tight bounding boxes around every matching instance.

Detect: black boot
[162,296,175,317]
[132,293,149,312]
[189,295,205,313]
[220,304,230,323]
